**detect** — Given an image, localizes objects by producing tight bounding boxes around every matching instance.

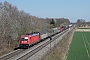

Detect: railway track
[0,29,70,60]
[0,49,24,60]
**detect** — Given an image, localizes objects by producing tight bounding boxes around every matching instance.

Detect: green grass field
[66,32,90,60]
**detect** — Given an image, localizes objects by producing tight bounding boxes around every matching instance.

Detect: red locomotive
[19,32,40,48]
[60,26,65,32]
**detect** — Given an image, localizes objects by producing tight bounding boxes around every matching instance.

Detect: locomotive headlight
[25,37,28,39]
[26,41,28,43]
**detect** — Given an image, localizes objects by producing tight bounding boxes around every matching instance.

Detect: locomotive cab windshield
[21,37,28,40]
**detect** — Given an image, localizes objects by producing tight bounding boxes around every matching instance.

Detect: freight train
[19,25,71,48]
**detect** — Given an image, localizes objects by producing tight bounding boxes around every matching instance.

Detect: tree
[76,19,86,27]
[50,19,55,28]
[76,19,81,27]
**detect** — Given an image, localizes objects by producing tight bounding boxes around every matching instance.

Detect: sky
[0,0,90,23]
